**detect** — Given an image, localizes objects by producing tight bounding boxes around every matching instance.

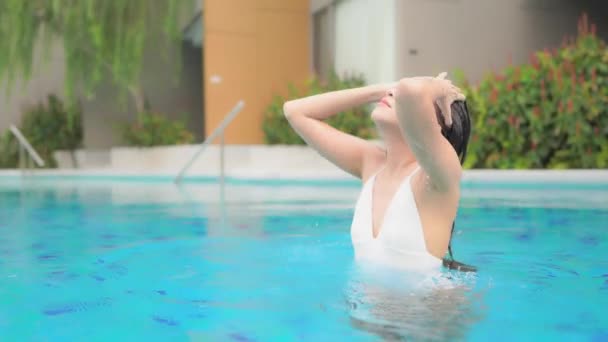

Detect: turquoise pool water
[0,178,607,341]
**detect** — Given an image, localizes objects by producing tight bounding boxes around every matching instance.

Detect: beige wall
[82,3,204,148]
[204,0,311,144]
[395,0,608,82]
[81,41,203,148]
[0,40,66,134]
[0,41,203,149]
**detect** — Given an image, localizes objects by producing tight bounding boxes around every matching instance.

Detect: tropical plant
[459,14,608,169]
[121,112,194,147]
[20,95,83,167]
[0,94,83,168]
[0,132,18,169]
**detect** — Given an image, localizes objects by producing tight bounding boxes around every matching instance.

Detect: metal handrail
[174,100,245,184]
[9,125,45,168]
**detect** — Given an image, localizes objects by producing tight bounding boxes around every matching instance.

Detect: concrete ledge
[54,150,111,169]
[26,144,608,184]
[53,145,350,179]
[2,169,608,186]
[462,169,608,184]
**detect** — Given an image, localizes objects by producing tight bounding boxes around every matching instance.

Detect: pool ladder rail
[174,100,245,184]
[9,124,45,173]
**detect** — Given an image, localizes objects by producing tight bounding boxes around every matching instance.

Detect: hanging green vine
[0,0,193,111]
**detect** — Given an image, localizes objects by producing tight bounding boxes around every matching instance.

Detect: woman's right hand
[396,73,465,127]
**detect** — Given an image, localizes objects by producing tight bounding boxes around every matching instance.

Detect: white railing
[9,125,45,170]
[174,100,245,184]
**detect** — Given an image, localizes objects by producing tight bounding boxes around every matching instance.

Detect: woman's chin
[371,111,388,124]
[371,115,398,130]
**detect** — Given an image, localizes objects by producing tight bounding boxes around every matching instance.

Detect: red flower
[571,73,577,88]
[533,107,541,118]
[555,69,563,88]
[591,23,597,36]
[579,74,585,85]
[513,67,521,82]
[507,83,513,91]
[508,115,518,127]
[531,141,537,150]
[530,53,540,69]
[591,68,597,84]
[488,118,497,126]
[594,127,600,135]
[490,88,499,104]
[567,99,574,112]
[559,101,564,112]
[564,60,575,73]
[579,13,589,36]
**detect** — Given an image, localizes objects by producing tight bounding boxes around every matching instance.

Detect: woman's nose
[387,89,395,97]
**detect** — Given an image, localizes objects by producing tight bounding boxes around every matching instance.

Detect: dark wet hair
[436,100,477,273]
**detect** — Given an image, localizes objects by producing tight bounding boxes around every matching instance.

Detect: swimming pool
[0,177,607,341]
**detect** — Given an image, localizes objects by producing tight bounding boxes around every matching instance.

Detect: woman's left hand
[397,73,466,127]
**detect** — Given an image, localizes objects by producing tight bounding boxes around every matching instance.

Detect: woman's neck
[381,131,417,174]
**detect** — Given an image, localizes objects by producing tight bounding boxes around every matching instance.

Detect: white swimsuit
[350,166,443,271]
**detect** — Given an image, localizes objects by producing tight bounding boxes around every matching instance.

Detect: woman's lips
[379,98,391,108]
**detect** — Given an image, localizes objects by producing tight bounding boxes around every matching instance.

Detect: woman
[283,72,475,272]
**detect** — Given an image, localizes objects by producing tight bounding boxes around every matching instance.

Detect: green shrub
[460,14,608,169]
[263,71,376,144]
[0,131,18,168]
[0,95,83,169]
[121,112,194,147]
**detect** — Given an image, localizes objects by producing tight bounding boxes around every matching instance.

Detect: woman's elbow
[283,101,307,123]
[283,101,296,119]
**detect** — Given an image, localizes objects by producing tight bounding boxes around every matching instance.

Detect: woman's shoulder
[360,143,386,182]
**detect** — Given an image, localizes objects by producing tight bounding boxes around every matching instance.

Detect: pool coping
[1,169,608,185]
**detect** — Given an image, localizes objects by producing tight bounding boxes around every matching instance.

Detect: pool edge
[1,169,608,188]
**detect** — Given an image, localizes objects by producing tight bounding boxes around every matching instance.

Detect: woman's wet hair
[437,100,471,164]
[437,100,477,273]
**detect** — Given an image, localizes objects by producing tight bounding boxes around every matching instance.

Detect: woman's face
[371,88,400,128]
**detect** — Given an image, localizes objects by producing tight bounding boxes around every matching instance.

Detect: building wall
[81,41,204,148]
[204,0,311,144]
[0,40,66,134]
[0,42,203,150]
[333,0,397,85]
[395,0,608,82]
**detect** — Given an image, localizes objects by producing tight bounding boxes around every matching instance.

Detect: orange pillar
[203,0,311,144]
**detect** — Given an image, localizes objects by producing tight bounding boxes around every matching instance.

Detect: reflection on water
[345,262,485,341]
